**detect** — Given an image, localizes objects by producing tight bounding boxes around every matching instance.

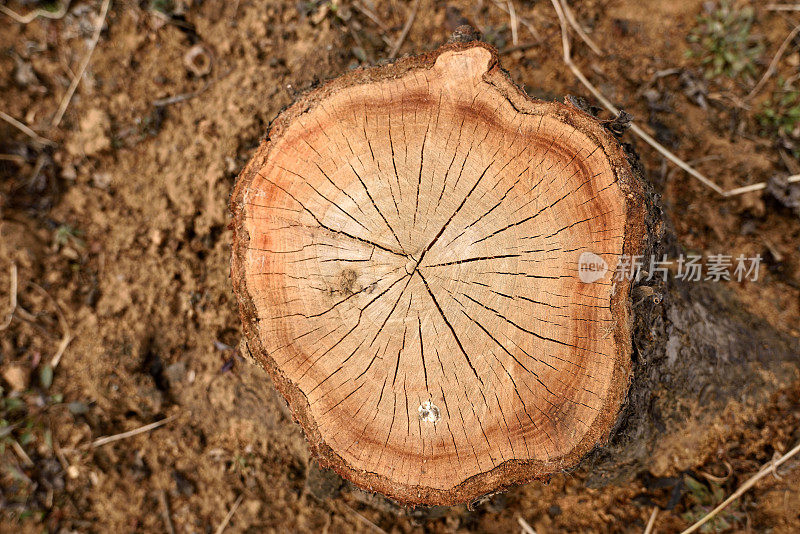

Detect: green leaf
[20,430,33,445]
[68,402,89,415]
[39,364,53,390]
[684,475,713,504]
[711,482,725,503]
[5,398,23,411]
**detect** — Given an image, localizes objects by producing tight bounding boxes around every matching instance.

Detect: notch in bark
[230,40,648,505]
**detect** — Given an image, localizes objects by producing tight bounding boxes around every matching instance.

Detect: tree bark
[584,185,800,486]
[229,39,800,506]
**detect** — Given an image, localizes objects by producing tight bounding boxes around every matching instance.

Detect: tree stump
[230,40,799,505]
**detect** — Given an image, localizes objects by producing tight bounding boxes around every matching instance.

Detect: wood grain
[230,42,647,505]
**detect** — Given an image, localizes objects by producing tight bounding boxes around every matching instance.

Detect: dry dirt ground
[1,0,800,532]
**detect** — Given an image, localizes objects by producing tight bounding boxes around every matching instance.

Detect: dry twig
[214,494,244,534]
[491,0,541,40]
[747,23,800,99]
[90,416,176,447]
[11,440,34,467]
[518,516,537,534]
[52,0,112,127]
[50,303,72,368]
[28,282,73,368]
[341,503,388,534]
[507,0,519,46]
[153,82,211,107]
[725,174,800,196]
[560,0,602,55]
[699,461,734,485]
[159,490,176,534]
[388,0,420,59]
[353,1,389,31]
[0,110,56,147]
[644,507,658,534]
[766,3,800,11]
[0,0,71,24]
[546,0,792,198]
[681,440,800,534]
[0,263,18,330]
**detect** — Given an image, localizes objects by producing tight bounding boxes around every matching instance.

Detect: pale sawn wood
[230,41,647,505]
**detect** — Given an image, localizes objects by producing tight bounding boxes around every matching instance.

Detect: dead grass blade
[0,1,71,24]
[51,0,112,127]
[388,0,420,59]
[547,0,793,197]
[0,110,56,147]
[747,23,800,99]
[766,3,800,11]
[518,516,538,534]
[643,506,658,534]
[28,282,73,368]
[492,0,541,40]
[90,416,176,448]
[214,494,244,534]
[724,174,800,196]
[560,0,602,55]
[681,440,800,534]
[0,263,18,330]
[341,502,388,534]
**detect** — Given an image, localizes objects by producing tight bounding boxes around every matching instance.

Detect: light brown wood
[230,42,647,505]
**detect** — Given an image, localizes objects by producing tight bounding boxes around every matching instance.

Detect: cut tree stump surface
[231,42,647,504]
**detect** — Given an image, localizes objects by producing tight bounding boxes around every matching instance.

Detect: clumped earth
[1,0,799,532]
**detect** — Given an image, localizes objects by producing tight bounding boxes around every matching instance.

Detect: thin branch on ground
[51,323,72,369]
[644,507,658,534]
[0,110,56,147]
[11,440,34,467]
[0,263,18,330]
[500,41,541,54]
[340,502,388,534]
[681,440,800,534]
[153,82,211,107]
[0,0,71,24]
[518,516,537,534]
[29,153,47,184]
[90,416,176,448]
[725,174,800,196]
[547,0,792,198]
[0,154,27,163]
[766,4,800,11]
[507,0,519,46]
[214,494,244,534]
[388,0,420,59]
[560,0,602,55]
[352,1,389,31]
[28,282,73,368]
[346,17,375,64]
[491,0,541,40]
[699,460,734,485]
[51,0,112,127]
[53,437,71,473]
[747,23,800,99]
[159,490,176,534]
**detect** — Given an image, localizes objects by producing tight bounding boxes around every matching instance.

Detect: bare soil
[1,0,799,532]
